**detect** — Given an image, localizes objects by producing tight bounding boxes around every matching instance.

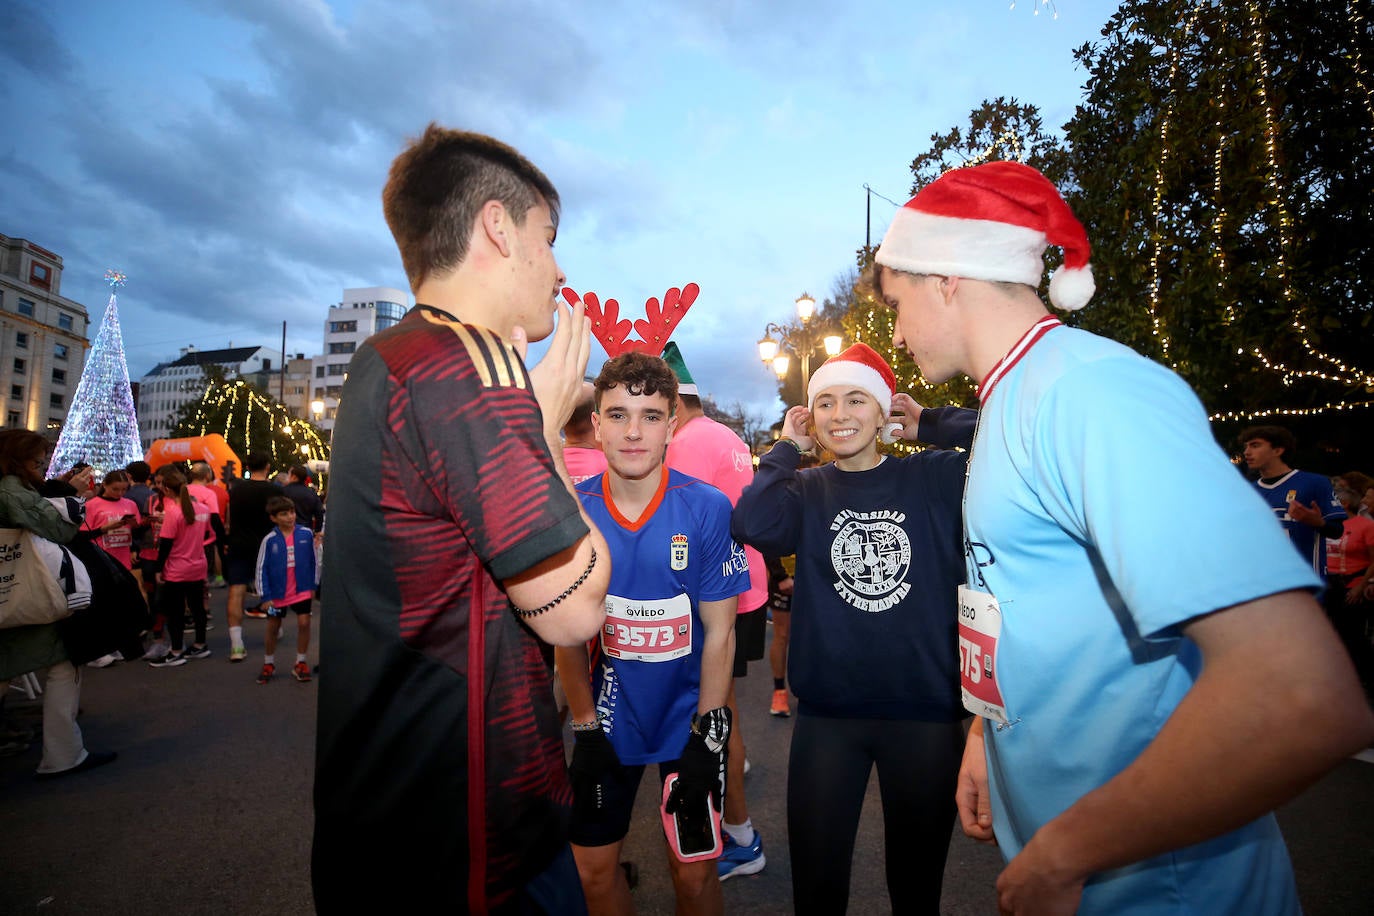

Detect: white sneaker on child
[142,641,171,660]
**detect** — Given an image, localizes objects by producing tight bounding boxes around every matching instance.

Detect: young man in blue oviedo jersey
[557,351,747,916]
[873,160,1374,915]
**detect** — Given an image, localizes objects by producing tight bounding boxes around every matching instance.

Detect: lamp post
[757,293,844,395]
[310,399,325,424]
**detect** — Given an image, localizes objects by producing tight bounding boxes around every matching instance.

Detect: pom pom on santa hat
[875,160,1095,311]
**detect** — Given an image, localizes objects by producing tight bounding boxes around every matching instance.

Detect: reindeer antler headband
[561,283,700,357]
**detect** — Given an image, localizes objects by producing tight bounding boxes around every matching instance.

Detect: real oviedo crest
[670,533,689,571]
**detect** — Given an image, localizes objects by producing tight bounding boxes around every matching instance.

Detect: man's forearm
[1019,590,1374,883]
[696,600,737,714]
[555,645,598,725]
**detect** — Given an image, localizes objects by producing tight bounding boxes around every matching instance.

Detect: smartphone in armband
[660,774,722,863]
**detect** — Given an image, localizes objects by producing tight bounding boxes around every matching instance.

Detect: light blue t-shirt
[963,320,1318,914]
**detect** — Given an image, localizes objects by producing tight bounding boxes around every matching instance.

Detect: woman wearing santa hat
[732,342,973,914]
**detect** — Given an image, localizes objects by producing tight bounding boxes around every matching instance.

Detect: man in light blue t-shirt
[872,160,1374,915]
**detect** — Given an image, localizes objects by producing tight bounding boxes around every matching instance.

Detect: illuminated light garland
[962,129,1025,172]
[1147,1,1205,363]
[1009,0,1058,19]
[1351,0,1374,123]
[1209,399,1374,422]
[1145,0,1374,420]
[179,377,330,467]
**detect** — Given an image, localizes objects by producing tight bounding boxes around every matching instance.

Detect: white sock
[230,626,244,650]
[264,654,276,666]
[296,653,308,664]
[723,818,754,846]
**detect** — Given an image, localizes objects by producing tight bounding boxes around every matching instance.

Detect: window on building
[29,262,51,289]
[6,410,19,427]
[58,313,73,330]
[15,332,27,349]
[50,393,63,409]
[52,368,66,385]
[329,341,356,354]
[54,343,68,360]
[326,385,342,398]
[10,385,22,401]
[18,298,35,317]
[326,407,337,419]
[315,366,325,378]
[314,387,325,399]
[47,418,62,431]
[13,358,25,375]
[330,320,357,333]
[327,364,346,376]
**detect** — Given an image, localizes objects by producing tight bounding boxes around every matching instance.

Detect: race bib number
[102,527,131,550]
[958,585,1009,724]
[602,593,692,663]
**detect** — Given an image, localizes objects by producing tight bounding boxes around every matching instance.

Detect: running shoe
[86,653,119,669]
[182,645,212,660]
[243,608,269,619]
[229,645,248,663]
[769,689,791,718]
[142,641,171,661]
[147,652,187,668]
[718,831,766,881]
[292,661,312,683]
[256,663,275,684]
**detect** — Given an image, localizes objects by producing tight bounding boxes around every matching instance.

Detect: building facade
[136,345,272,451]
[0,234,91,435]
[310,286,407,436]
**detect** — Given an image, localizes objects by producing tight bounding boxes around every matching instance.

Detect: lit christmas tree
[47,270,146,477]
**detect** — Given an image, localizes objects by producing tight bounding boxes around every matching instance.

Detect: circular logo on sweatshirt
[829,509,912,613]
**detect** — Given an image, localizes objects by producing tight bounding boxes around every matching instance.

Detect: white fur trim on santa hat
[876,209,1048,287]
[807,360,894,415]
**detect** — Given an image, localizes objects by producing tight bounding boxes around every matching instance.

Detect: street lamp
[310,399,325,423]
[756,293,845,394]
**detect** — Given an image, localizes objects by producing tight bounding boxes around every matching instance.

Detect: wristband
[571,714,604,732]
[774,437,805,456]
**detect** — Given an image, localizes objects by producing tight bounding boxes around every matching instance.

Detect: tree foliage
[170,367,328,474]
[1064,0,1374,443]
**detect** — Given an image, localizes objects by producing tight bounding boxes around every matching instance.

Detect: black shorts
[568,758,680,848]
[268,598,312,617]
[225,554,256,586]
[732,607,767,678]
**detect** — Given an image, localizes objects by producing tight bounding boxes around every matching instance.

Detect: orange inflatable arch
[145,434,243,479]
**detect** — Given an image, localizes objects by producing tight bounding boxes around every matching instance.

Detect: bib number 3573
[602,593,692,663]
[957,585,1010,724]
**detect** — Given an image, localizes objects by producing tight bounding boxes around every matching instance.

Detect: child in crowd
[146,468,215,667]
[254,496,317,684]
[81,469,145,667]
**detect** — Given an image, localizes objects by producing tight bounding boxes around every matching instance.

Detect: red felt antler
[563,283,699,357]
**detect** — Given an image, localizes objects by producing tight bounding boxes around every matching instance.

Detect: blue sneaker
[717,830,766,881]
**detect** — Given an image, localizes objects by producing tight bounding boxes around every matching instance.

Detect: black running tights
[787,714,964,915]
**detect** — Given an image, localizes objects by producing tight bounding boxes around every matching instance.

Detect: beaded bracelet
[511,546,598,619]
[570,715,604,732]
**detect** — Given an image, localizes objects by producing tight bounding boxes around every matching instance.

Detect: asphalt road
[3,590,1371,914]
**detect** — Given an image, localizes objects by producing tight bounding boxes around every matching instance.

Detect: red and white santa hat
[807,342,896,414]
[875,160,1095,311]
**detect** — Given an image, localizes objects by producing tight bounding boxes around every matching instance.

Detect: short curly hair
[593,353,679,411]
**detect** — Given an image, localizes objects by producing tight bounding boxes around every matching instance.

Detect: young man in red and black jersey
[312,124,611,915]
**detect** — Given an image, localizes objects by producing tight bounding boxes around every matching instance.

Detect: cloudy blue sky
[1,0,1119,421]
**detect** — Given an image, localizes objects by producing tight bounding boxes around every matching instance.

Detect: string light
[1146,0,1373,420]
[181,377,330,468]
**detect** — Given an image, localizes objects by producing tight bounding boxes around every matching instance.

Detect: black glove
[664,706,732,815]
[569,725,621,819]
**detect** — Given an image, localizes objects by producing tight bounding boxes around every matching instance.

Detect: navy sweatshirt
[732,407,975,721]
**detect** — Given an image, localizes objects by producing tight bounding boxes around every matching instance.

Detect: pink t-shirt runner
[83,496,142,570]
[158,493,215,582]
[666,414,768,614]
[564,445,608,486]
[1327,514,1374,576]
